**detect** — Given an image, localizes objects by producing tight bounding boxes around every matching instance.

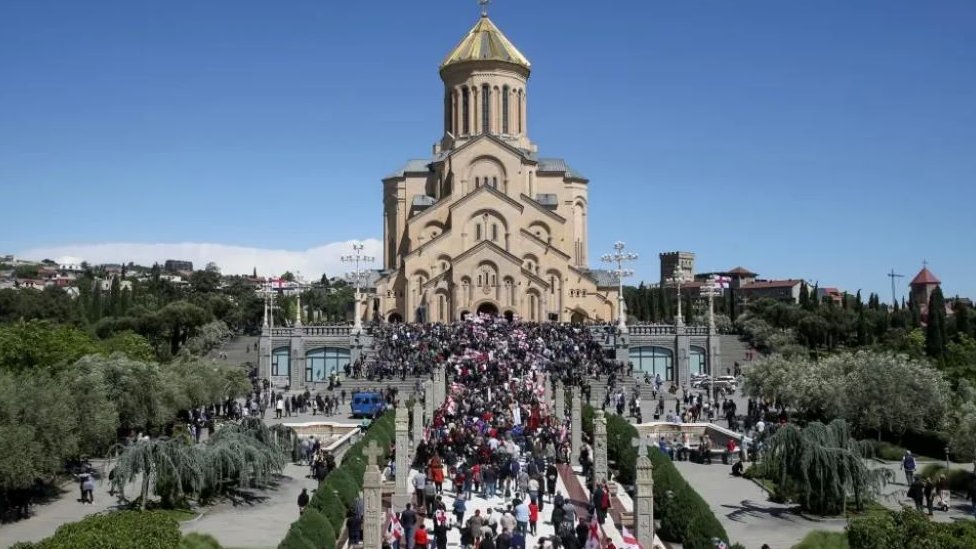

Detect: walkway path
[180,462,318,549]
[0,472,140,549]
[674,460,848,548]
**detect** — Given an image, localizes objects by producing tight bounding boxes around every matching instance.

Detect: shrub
[326,469,360,508]
[278,523,316,549]
[917,463,975,493]
[295,509,334,549]
[179,533,223,549]
[794,531,849,549]
[29,511,181,549]
[846,511,898,549]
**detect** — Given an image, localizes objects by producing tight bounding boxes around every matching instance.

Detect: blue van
[350,391,385,418]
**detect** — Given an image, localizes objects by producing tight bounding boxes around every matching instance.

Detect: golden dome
[440,15,531,71]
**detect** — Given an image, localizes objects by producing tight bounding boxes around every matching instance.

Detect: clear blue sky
[1,0,974,300]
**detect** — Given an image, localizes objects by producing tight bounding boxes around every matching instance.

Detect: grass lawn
[792,531,849,549]
[157,507,198,522]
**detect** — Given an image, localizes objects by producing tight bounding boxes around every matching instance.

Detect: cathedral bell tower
[436,8,535,155]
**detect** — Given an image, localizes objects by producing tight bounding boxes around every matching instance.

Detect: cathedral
[373,10,619,323]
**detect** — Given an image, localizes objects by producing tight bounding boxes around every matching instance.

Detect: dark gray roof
[412,195,436,207]
[385,159,431,179]
[538,158,586,180]
[583,269,620,288]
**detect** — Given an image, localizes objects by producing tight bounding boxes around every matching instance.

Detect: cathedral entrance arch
[570,312,585,324]
[460,310,471,321]
[387,312,403,323]
[476,302,499,317]
[504,310,515,323]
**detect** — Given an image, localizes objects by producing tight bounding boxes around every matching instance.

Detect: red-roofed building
[910,265,941,314]
[738,279,804,303]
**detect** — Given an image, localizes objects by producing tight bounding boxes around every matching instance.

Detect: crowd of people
[372,317,624,549]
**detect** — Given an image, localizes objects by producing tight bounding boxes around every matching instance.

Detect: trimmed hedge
[179,533,223,549]
[11,511,182,549]
[847,508,976,549]
[583,405,731,548]
[278,409,395,549]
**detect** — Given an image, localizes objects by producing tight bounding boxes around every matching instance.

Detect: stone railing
[685,325,710,336]
[628,324,677,336]
[269,325,354,338]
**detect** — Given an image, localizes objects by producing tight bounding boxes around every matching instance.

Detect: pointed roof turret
[440,15,531,72]
[911,266,940,286]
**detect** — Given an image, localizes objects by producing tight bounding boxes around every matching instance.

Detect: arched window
[549,276,555,294]
[272,347,290,378]
[518,89,523,134]
[492,176,497,188]
[477,274,482,286]
[690,346,707,376]
[491,223,498,242]
[305,347,350,382]
[481,84,490,133]
[476,223,482,241]
[462,87,470,134]
[502,85,510,134]
[632,346,674,381]
[475,176,480,187]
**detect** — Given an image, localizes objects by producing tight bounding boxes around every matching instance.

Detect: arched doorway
[476,302,499,317]
[460,310,470,321]
[387,312,403,323]
[570,312,585,324]
[504,310,515,323]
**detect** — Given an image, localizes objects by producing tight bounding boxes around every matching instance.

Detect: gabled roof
[441,16,531,71]
[911,267,940,286]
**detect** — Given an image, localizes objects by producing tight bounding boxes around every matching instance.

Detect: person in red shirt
[414,522,430,549]
[528,501,539,535]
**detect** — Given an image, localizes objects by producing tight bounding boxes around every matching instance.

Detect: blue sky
[1,0,974,299]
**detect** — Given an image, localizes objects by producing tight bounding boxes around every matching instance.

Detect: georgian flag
[584,513,602,549]
[434,509,448,526]
[386,509,404,540]
[620,526,643,549]
[714,276,732,289]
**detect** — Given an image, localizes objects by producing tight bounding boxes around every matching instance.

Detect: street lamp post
[263,277,277,402]
[667,266,688,327]
[342,242,375,333]
[700,276,723,405]
[601,241,638,332]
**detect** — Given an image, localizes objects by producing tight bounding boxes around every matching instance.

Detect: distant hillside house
[164,260,194,273]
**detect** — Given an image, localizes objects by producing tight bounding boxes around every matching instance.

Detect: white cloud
[18,239,383,280]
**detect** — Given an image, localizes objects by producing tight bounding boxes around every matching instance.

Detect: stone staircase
[212,335,260,369]
[718,335,755,374]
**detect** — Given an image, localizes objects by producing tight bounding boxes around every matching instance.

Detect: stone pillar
[675,328,691,390]
[423,380,434,422]
[362,440,386,549]
[412,399,424,449]
[433,364,446,409]
[632,435,655,549]
[591,382,606,412]
[593,410,608,488]
[570,385,582,466]
[258,326,270,381]
[554,380,565,420]
[393,404,411,509]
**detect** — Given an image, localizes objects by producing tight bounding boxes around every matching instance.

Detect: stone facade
[373,14,619,324]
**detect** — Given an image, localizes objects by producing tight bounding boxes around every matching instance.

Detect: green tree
[954,299,971,340]
[926,287,947,362]
[760,419,889,514]
[109,276,122,317]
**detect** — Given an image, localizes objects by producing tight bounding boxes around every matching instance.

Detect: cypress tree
[799,283,810,309]
[109,276,121,317]
[120,287,131,315]
[90,282,103,323]
[925,286,947,362]
[954,299,971,340]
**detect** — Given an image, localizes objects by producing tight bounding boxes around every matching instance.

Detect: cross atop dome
[479,0,490,17]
